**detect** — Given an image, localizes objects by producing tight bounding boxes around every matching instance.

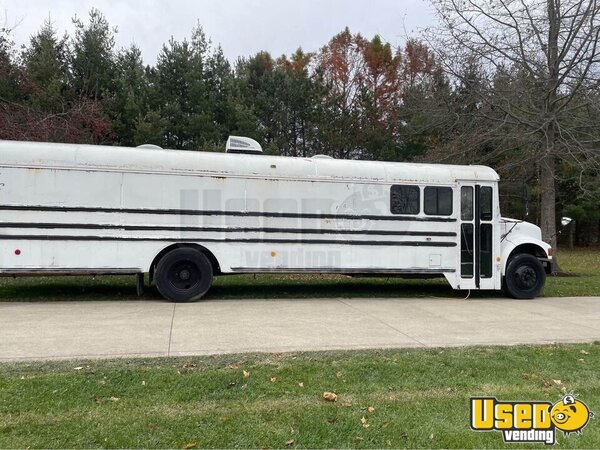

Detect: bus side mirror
[561,217,572,227]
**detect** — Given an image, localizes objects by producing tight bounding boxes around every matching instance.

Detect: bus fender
[501,237,552,275]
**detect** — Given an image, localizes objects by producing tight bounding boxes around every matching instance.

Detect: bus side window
[424,186,453,216]
[480,187,493,221]
[390,185,420,215]
[461,187,473,220]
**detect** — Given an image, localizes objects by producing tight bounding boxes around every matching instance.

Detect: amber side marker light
[548,248,553,257]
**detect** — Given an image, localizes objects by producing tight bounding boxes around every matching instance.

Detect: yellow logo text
[470,396,593,445]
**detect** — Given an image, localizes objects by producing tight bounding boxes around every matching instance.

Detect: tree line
[0,4,599,250]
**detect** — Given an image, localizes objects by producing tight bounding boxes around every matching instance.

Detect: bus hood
[500,218,543,241]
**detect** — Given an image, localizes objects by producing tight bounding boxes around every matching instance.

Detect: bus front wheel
[155,248,213,302]
[503,253,545,299]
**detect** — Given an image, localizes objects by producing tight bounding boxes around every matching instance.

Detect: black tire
[155,248,213,302]
[503,253,545,299]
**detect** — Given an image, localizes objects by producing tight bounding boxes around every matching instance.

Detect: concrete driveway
[1,296,599,361]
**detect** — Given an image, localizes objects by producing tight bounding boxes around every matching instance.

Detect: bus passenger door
[457,182,497,290]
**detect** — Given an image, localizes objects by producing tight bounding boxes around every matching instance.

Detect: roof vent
[136,144,163,150]
[226,136,263,154]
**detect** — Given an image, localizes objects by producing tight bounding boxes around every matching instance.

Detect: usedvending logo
[470,395,593,444]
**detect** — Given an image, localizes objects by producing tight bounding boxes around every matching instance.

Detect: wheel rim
[513,264,537,290]
[166,259,201,292]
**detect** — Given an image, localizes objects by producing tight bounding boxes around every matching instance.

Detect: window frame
[424,186,453,216]
[390,184,420,215]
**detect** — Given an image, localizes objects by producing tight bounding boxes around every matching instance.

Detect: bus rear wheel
[155,248,213,302]
[503,253,545,299]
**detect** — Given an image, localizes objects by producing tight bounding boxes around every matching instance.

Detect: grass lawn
[0,247,598,301]
[0,251,598,448]
[0,344,599,448]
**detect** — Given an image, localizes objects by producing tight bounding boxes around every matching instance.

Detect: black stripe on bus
[230,267,456,274]
[0,234,457,247]
[0,267,456,276]
[0,205,457,223]
[475,185,481,289]
[0,222,456,237]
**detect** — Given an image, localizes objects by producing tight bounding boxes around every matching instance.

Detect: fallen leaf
[368,406,375,413]
[430,433,434,439]
[286,439,294,446]
[271,377,277,382]
[142,380,146,386]
[183,442,196,449]
[109,396,120,402]
[543,380,552,388]
[74,367,83,371]
[341,400,353,407]
[578,358,585,362]
[553,379,562,385]
[400,431,408,439]
[243,370,250,378]
[336,371,343,378]
[580,350,590,355]
[323,392,338,402]
[361,416,369,428]
[298,382,304,388]
[382,421,390,428]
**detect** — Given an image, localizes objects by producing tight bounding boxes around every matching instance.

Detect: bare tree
[428,0,600,257]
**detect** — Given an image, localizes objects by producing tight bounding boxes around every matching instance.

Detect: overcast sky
[1,0,437,64]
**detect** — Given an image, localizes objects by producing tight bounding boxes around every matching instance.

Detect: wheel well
[149,244,221,281]
[508,244,548,261]
[507,244,551,274]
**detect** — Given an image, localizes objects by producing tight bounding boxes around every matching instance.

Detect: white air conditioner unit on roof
[225,136,263,154]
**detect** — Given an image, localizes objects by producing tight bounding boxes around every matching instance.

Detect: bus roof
[0,140,499,184]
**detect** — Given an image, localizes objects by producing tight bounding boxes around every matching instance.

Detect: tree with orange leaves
[316,28,437,161]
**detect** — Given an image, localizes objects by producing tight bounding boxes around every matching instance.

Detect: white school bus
[0,137,552,302]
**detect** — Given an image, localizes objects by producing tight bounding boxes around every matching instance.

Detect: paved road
[1,296,599,361]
